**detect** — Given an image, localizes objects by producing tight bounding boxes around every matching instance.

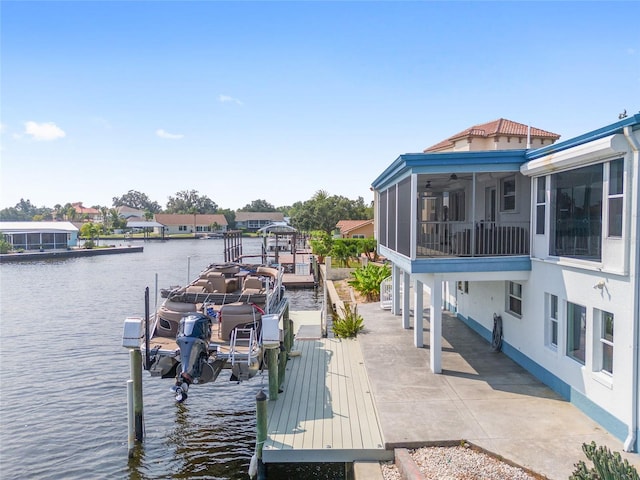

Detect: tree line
[0,189,373,234]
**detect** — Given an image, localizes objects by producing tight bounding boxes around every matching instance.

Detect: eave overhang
[371,150,527,192]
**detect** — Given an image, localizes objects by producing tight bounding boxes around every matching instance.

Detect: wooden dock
[263,334,392,463]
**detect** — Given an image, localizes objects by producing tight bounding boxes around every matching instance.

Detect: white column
[429,277,442,373]
[414,278,424,347]
[392,265,401,316]
[402,271,411,329]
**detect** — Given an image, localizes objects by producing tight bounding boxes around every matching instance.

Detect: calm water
[0,238,322,480]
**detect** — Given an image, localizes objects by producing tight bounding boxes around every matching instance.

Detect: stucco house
[0,221,79,250]
[72,202,102,222]
[371,114,640,452]
[153,214,228,236]
[235,212,285,232]
[335,219,374,238]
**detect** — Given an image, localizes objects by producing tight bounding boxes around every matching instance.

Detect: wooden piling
[130,349,144,442]
[255,389,267,480]
[266,347,279,400]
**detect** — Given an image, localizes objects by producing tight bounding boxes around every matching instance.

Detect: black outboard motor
[172,313,212,402]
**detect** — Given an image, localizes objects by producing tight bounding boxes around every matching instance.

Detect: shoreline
[0,245,144,263]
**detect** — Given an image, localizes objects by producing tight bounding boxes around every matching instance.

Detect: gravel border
[381,444,543,480]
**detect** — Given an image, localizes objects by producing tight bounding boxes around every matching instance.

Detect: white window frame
[606,158,624,238]
[535,176,546,235]
[566,301,586,365]
[545,293,558,350]
[501,176,516,212]
[506,281,522,317]
[593,309,614,376]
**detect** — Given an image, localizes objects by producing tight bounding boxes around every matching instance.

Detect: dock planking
[263,336,392,463]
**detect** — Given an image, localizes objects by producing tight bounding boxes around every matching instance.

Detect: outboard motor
[172,313,212,402]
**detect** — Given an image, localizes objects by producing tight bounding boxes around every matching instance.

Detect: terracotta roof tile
[336,219,373,233]
[424,118,560,152]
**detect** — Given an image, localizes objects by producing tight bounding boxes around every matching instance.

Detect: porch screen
[379,190,388,247]
[388,185,397,251]
[397,177,411,256]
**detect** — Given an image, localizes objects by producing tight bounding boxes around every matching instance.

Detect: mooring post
[255,389,267,479]
[123,315,145,457]
[266,347,279,400]
[278,342,287,388]
[126,379,135,457]
[130,349,144,442]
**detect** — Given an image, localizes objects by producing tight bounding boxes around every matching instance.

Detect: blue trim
[456,312,630,445]
[527,113,640,160]
[371,150,527,190]
[412,256,531,274]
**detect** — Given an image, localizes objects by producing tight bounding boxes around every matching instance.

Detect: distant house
[72,202,102,222]
[424,118,560,153]
[335,219,374,238]
[0,221,79,250]
[235,212,285,232]
[116,206,146,220]
[153,214,228,236]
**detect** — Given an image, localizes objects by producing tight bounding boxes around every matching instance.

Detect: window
[352,234,365,239]
[608,158,623,237]
[546,294,558,349]
[501,176,516,211]
[448,190,466,221]
[536,177,546,235]
[550,164,603,260]
[507,281,522,316]
[567,302,586,364]
[457,281,469,294]
[595,310,614,375]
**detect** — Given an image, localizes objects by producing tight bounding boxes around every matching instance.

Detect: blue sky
[1,1,638,211]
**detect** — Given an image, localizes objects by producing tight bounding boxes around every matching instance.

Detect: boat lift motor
[172,313,213,402]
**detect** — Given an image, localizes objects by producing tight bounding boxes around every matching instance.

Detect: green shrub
[83,240,95,249]
[348,263,391,302]
[332,303,364,339]
[570,441,639,480]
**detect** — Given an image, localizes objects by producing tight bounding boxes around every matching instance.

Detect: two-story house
[371,115,640,452]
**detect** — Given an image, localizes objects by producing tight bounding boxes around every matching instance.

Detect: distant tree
[217,208,236,229]
[165,190,218,214]
[112,190,162,213]
[238,199,276,212]
[289,190,371,234]
[63,203,78,221]
[80,222,104,246]
[0,199,52,221]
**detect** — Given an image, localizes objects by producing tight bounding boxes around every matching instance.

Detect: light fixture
[449,173,458,181]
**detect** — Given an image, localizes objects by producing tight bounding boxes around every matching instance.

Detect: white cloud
[218,94,243,105]
[24,121,66,141]
[156,128,184,140]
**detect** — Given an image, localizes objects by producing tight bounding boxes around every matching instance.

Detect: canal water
[0,238,329,480]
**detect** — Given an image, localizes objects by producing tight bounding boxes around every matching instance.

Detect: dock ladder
[229,327,259,380]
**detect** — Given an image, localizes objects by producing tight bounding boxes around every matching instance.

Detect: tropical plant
[347,263,391,302]
[570,441,639,480]
[0,235,11,254]
[330,238,360,267]
[332,303,364,339]
[358,237,379,262]
[309,230,333,261]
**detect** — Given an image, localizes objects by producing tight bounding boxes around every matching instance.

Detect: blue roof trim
[371,150,527,190]
[527,113,640,160]
[411,256,531,274]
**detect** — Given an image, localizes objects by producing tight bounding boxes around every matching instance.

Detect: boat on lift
[141,262,287,402]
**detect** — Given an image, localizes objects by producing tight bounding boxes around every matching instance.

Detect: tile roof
[424,118,561,152]
[235,212,285,221]
[154,213,228,226]
[336,219,373,233]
